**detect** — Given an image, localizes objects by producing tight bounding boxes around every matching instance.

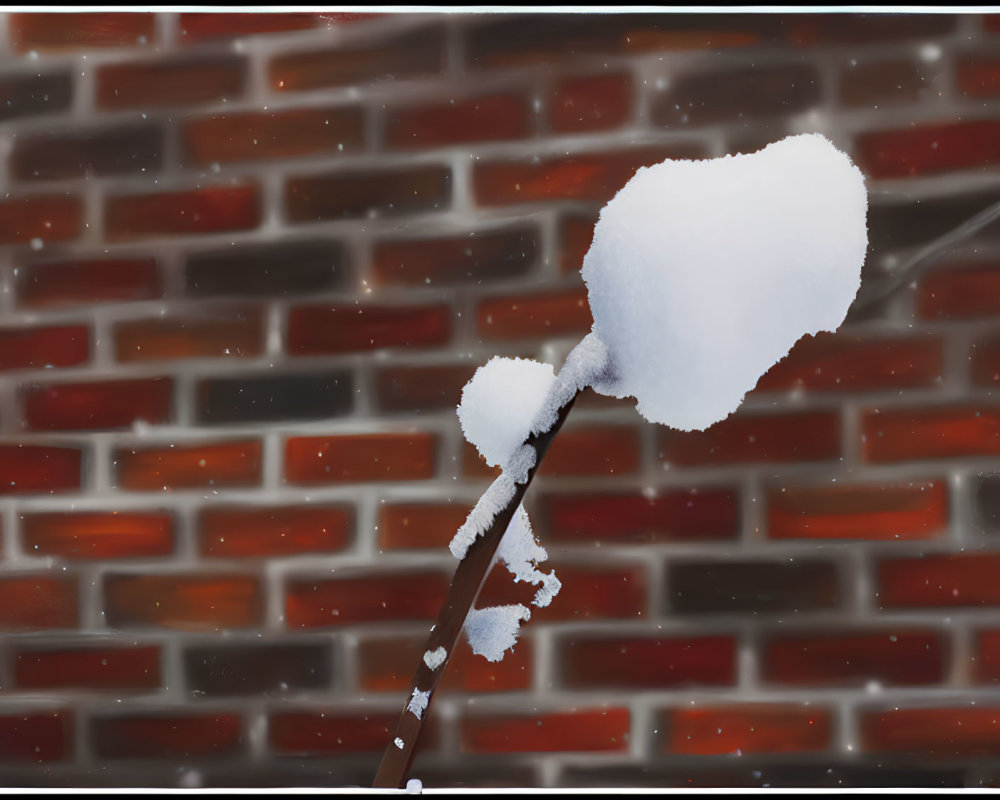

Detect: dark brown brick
[196,370,353,425]
[10,125,162,181]
[286,165,450,222]
[840,59,935,107]
[183,643,331,696]
[0,73,72,122]
[10,12,155,51]
[0,712,72,762]
[93,714,243,759]
[785,13,957,47]
[374,363,476,413]
[384,93,531,150]
[97,55,246,109]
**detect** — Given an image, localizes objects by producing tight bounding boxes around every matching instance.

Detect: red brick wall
[0,10,998,789]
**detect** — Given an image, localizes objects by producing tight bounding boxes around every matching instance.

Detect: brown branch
[372,387,581,789]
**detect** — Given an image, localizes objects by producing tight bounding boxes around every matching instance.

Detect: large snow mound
[582,133,868,431]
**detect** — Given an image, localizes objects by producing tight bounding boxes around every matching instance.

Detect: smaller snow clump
[464,604,532,662]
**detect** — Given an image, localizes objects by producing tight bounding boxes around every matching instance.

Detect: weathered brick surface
[0,8,996,789]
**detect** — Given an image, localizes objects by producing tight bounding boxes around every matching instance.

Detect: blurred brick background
[0,9,1000,789]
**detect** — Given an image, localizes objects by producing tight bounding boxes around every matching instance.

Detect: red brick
[285,570,448,628]
[93,714,242,759]
[372,226,538,288]
[374,364,476,413]
[115,440,261,491]
[839,60,931,107]
[286,165,451,222]
[543,425,640,477]
[0,195,81,245]
[21,511,173,560]
[358,633,532,693]
[377,502,472,550]
[878,553,1000,608]
[23,377,172,432]
[0,326,88,371]
[181,107,364,165]
[103,574,262,630]
[114,309,263,362]
[754,333,943,393]
[477,287,592,340]
[559,212,597,273]
[561,636,735,688]
[105,185,259,241]
[957,54,1000,98]
[477,561,647,621]
[0,576,77,629]
[474,145,701,205]
[663,705,831,755]
[269,710,438,755]
[14,645,161,690]
[974,630,1000,682]
[0,712,71,762]
[16,258,161,308]
[269,26,445,92]
[461,708,629,753]
[861,707,1000,757]
[10,12,154,51]
[767,481,948,541]
[918,263,1000,320]
[862,407,1000,462]
[199,505,352,558]
[986,15,1000,33]
[856,121,1000,180]
[659,410,841,466]
[97,55,246,109]
[285,434,436,484]
[971,334,1000,386]
[0,444,81,496]
[763,630,946,686]
[542,488,739,544]
[385,94,531,150]
[550,74,632,133]
[288,303,450,355]
[179,12,320,43]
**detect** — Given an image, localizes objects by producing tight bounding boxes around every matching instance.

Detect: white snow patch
[458,356,555,467]
[496,504,561,608]
[394,737,404,749]
[423,647,446,671]
[464,604,531,662]
[407,688,430,719]
[406,778,423,794]
[582,133,868,431]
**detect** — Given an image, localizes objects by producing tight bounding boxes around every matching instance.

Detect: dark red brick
[103,574,262,630]
[559,212,597,273]
[541,488,739,544]
[856,121,1000,180]
[754,333,943,393]
[374,364,476,414]
[23,377,172,431]
[878,553,1000,608]
[663,705,832,755]
[114,309,263,362]
[974,630,1000,682]
[918,262,1000,320]
[474,145,702,206]
[377,502,472,550]
[971,334,1000,386]
[199,505,352,558]
[550,74,632,133]
[285,434,436,485]
[477,288,592,340]
[288,303,450,355]
[269,26,445,91]
[0,195,81,245]
[285,570,448,628]
[16,258,161,308]
[461,708,629,753]
[659,410,841,466]
[861,707,1000,757]
[21,511,173,560]
[0,712,71,762]
[105,185,259,241]
[862,407,1000,462]
[10,12,154,51]
[181,107,364,165]
[14,645,161,690]
[385,94,531,150]
[115,440,261,491]
[763,630,947,686]
[561,636,735,688]
[539,425,641,477]
[767,481,948,540]
[0,576,77,630]
[96,55,246,109]
[179,12,320,43]
[0,326,88,371]
[269,709,439,755]
[93,714,242,759]
[0,445,81,496]
[957,54,1000,98]
[10,125,162,181]
[286,165,450,222]
[372,226,538,287]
